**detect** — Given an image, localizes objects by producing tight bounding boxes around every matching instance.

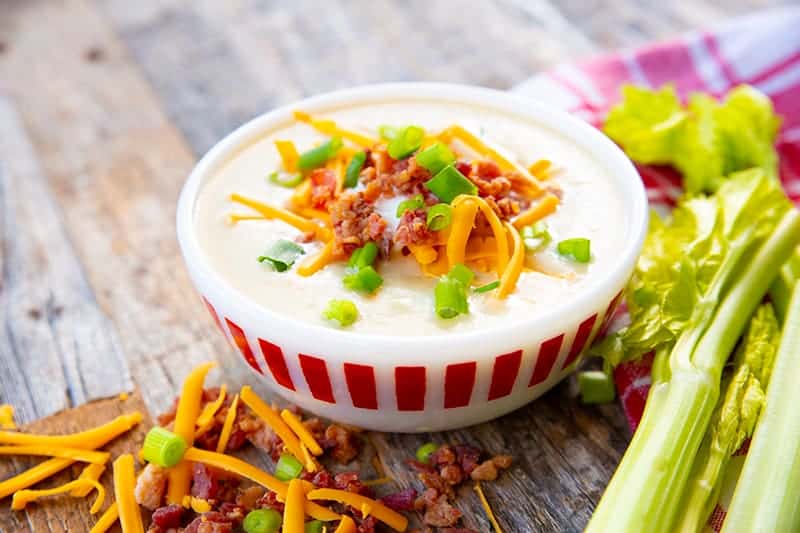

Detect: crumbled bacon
[419,471,454,499]
[334,471,373,497]
[455,445,481,475]
[394,208,434,248]
[309,168,338,209]
[357,515,378,533]
[235,485,264,511]
[380,488,418,511]
[329,192,390,257]
[184,512,234,533]
[150,504,183,529]
[440,464,464,485]
[135,464,167,510]
[321,423,361,464]
[255,490,284,513]
[415,488,462,527]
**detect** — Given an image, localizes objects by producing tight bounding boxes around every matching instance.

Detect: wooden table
[0,1,786,531]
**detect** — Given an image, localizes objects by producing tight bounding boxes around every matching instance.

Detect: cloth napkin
[512,7,800,530]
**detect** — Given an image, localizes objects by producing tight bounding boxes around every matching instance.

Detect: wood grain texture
[0,392,150,533]
[0,0,783,531]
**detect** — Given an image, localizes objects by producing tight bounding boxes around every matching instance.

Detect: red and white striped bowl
[177,84,647,432]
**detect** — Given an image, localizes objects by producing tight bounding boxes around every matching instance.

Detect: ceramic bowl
[176,83,647,432]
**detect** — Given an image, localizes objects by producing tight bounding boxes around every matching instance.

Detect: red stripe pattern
[203,297,224,332]
[488,350,522,401]
[298,354,335,403]
[444,362,477,408]
[258,338,295,391]
[529,334,565,387]
[395,367,426,411]
[561,314,598,370]
[225,319,262,374]
[344,363,378,410]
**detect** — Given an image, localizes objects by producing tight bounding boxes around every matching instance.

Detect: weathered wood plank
[0,392,150,533]
[0,97,132,423]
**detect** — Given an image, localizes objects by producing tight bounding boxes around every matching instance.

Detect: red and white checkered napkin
[513,7,800,530]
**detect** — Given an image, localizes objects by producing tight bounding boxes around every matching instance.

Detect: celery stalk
[769,246,800,322]
[587,208,800,533]
[722,283,800,532]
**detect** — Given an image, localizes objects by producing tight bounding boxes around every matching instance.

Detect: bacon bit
[322,424,361,464]
[134,463,167,510]
[240,386,305,461]
[474,482,503,533]
[310,168,339,209]
[380,488,417,511]
[151,504,184,529]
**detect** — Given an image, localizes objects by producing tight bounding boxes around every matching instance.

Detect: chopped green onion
[304,520,324,533]
[243,508,282,533]
[416,442,439,463]
[435,277,469,319]
[448,263,474,286]
[258,239,305,272]
[387,125,425,160]
[274,453,303,481]
[378,125,399,141]
[426,203,453,231]
[297,137,343,171]
[322,299,359,327]
[522,221,552,251]
[424,165,478,203]
[347,242,379,271]
[578,371,616,404]
[415,142,456,175]
[557,238,591,263]
[344,151,367,188]
[343,265,383,294]
[396,194,425,217]
[268,171,304,188]
[474,280,500,293]
[142,427,187,468]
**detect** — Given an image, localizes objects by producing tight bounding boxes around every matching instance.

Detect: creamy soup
[194,100,627,336]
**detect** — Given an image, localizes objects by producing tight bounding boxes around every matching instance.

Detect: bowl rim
[176,82,647,353]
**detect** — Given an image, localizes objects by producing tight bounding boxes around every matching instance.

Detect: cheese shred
[90,502,119,533]
[166,362,216,505]
[240,387,305,460]
[281,409,324,456]
[307,488,408,531]
[71,463,107,497]
[0,412,143,448]
[284,479,307,533]
[0,404,16,429]
[474,482,503,533]
[216,393,240,454]
[512,193,559,229]
[334,516,358,533]
[497,222,525,299]
[195,385,227,437]
[293,111,376,147]
[12,477,105,514]
[0,445,110,464]
[275,140,300,173]
[113,454,144,533]
[230,193,330,241]
[296,241,335,277]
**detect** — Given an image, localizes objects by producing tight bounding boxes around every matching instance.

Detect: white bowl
[176,83,647,432]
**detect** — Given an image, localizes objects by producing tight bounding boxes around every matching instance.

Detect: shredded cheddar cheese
[300,441,318,473]
[118,392,129,401]
[408,244,438,265]
[297,240,336,277]
[334,516,358,533]
[293,111,376,147]
[528,159,552,178]
[183,447,339,521]
[182,495,212,513]
[195,384,227,435]
[113,454,144,533]
[166,362,216,504]
[448,196,509,277]
[307,488,408,531]
[294,207,332,224]
[71,463,107,497]
[0,404,15,429]
[284,479,306,533]
[12,478,105,514]
[498,222,525,299]
[512,192,559,229]
[227,214,268,224]
[281,409,323,456]
[90,502,119,533]
[474,482,503,533]
[0,412,143,448]
[240,387,305,460]
[216,393,240,454]
[0,445,110,464]
[230,193,330,242]
[275,140,300,173]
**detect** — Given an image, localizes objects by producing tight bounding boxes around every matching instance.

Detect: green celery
[722,283,800,532]
[587,170,800,533]
[769,246,800,323]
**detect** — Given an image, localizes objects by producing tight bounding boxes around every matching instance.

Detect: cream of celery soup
[194,100,626,335]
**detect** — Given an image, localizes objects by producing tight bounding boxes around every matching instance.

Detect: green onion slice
[474,280,500,293]
[322,299,359,327]
[448,263,474,286]
[304,520,324,533]
[557,237,591,263]
[343,265,383,294]
[578,370,616,404]
[387,125,425,160]
[142,427,187,468]
[297,137,343,171]
[424,165,478,203]
[522,221,552,251]
[416,442,439,463]
[258,239,305,272]
[243,508,282,533]
[275,453,304,482]
[344,151,367,188]
[396,194,425,217]
[378,125,399,141]
[268,171,304,188]
[426,203,453,231]
[435,277,469,319]
[415,142,456,175]
[347,242,379,271]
